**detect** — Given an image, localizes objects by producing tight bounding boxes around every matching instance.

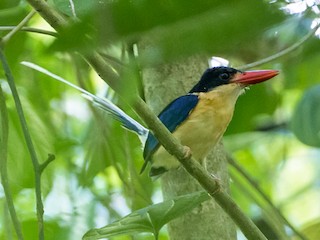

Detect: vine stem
[0,26,57,37]
[0,49,45,240]
[238,21,320,70]
[0,8,58,239]
[0,86,24,240]
[1,10,37,45]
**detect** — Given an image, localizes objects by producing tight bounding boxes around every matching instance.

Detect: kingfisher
[23,62,278,178]
[141,67,278,177]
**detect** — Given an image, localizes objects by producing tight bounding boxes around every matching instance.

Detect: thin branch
[228,156,307,240]
[1,10,37,45]
[26,0,68,30]
[85,52,121,92]
[26,0,120,90]
[39,154,55,174]
[0,49,44,240]
[238,21,320,70]
[0,26,57,37]
[0,85,24,240]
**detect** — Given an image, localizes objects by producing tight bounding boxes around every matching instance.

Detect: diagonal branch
[26,0,67,30]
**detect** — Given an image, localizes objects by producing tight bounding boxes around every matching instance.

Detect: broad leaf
[297,220,320,240]
[291,85,320,147]
[83,191,210,239]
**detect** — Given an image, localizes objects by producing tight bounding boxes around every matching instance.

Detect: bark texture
[141,54,236,240]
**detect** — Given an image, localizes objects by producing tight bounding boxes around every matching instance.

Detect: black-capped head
[188,67,279,93]
[189,67,240,93]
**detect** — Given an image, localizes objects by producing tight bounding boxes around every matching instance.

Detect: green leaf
[52,0,97,17]
[83,191,210,239]
[20,219,70,240]
[291,85,320,147]
[50,0,284,63]
[283,54,320,90]
[138,1,284,66]
[297,220,320,240]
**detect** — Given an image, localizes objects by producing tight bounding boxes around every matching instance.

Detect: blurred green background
[0,0,320,239]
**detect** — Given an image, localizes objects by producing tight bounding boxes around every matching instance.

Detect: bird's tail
[21,61,149,140]
[83,94,148,137]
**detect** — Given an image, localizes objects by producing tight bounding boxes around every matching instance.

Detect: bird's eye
[219,73,230,80]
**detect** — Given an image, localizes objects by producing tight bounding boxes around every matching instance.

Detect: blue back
[141,94,199,172]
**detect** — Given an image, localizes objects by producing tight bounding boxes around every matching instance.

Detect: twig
[238,21,320,70]
[228,156,308,240]
[26,0,120,91]
[0,26,57,37]
[0,85,24,240]
[26,0,68,30]
[39,154,55,174]
[0,49,45,240]
[1,10,37,46]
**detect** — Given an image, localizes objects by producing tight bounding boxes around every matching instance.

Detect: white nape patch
[208,57,230,68]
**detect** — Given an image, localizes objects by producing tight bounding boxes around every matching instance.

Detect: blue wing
[141,94,199,173]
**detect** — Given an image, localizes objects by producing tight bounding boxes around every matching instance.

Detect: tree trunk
[141,54,236,240]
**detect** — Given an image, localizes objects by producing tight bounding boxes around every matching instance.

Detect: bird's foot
[182,146,192,159]
[210,173,222,195]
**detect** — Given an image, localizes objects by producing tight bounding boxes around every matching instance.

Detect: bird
[141,67,279,177]
[22,62,278,178]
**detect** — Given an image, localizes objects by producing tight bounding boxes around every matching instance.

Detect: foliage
[0,0,320,240]
[83,191,209,240]
[291,85,320,147]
